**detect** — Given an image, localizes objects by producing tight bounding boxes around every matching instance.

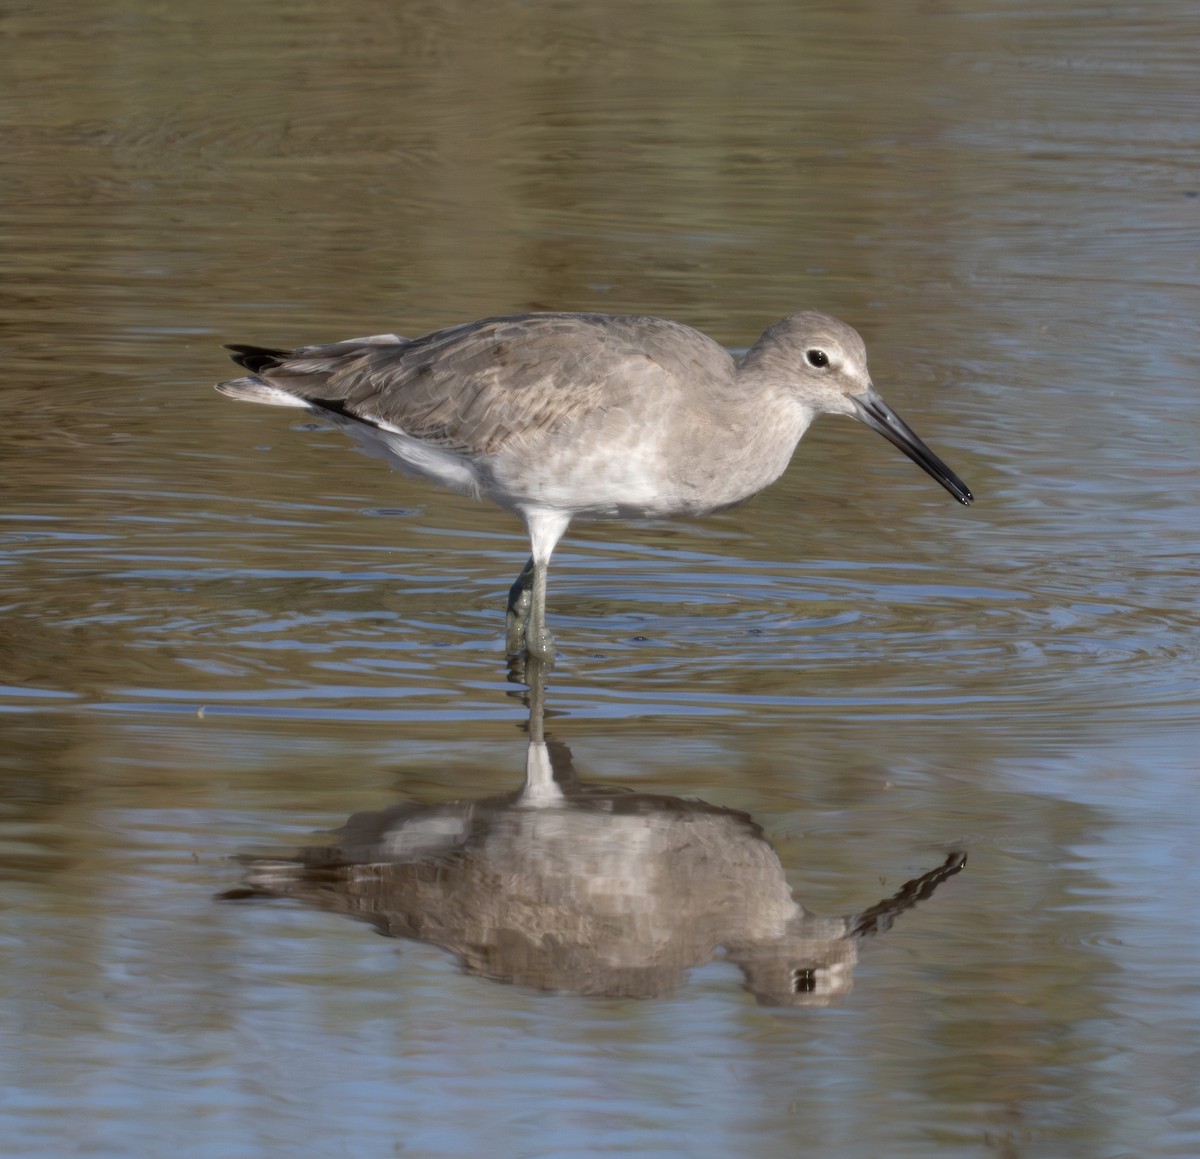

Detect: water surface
[2,1,1199,1156]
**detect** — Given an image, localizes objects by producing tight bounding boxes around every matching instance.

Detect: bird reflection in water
[224,661,964,1005]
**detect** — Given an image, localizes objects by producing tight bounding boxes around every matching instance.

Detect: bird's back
[223,312,734,457]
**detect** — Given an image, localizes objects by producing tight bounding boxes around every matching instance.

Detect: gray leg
[526,556,555,661]
[505,557,535,658]
[509,508,571,664]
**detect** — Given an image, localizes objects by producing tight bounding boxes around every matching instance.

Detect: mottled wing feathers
[221,314,733,458]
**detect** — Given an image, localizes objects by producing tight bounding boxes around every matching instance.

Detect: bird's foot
[505,612,556,670]
[506,646,553,691]
[505,601,531,658]
[505,562,535,657]
[525,622,556,664]
[504,557,554,666]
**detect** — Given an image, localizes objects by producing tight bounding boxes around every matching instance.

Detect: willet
[216,310,973,660]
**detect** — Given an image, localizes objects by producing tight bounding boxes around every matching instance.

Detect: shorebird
[215,310,973,660]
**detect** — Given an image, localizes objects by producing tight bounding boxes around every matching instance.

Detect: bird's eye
[792,968,817,994]
[805,349,829,369]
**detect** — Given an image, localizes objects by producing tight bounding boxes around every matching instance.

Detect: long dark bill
[851,387,974,506]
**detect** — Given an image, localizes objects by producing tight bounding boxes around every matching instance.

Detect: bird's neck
[681,367,816,508]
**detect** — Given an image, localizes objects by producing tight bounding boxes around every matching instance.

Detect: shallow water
[3,1,1199,1156]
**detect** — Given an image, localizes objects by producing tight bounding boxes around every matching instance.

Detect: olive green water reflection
[3,0,1200,1156]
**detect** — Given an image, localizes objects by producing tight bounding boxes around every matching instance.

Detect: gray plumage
[227,736,966,1004]
[216,310,973,659]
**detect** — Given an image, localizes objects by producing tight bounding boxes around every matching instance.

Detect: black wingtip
[224,344,290,374]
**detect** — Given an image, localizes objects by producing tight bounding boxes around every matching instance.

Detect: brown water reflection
[226,662,965,1004]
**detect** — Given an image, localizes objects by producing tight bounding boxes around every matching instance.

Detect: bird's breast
[485,397,813,520]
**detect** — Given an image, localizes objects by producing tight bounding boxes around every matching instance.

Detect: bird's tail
[215,334,406,406]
